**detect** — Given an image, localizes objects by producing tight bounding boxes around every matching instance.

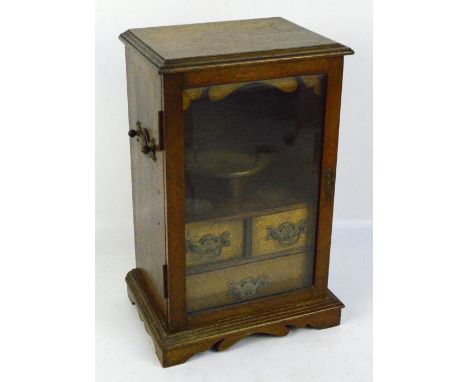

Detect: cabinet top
[119,17,353,73]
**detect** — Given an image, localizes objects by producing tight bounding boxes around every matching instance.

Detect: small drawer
[187,251,313,313]
[251,207,313,257]
[185,219,244,268]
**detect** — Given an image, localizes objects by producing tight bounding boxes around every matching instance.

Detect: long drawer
[186,251,313,313]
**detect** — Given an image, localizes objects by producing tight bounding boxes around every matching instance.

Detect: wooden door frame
[162,56,344,331]
[163,73,186,332]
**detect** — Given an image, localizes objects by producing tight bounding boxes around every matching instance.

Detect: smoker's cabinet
[120,17,353,367]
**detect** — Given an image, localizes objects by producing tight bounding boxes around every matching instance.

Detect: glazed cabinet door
[182,75,327,313]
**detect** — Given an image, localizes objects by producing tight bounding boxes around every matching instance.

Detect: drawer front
[251,207,312,257]
[187,251,313,313]
[185,219,244,267]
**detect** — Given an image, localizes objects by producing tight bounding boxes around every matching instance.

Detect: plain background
[95,0,373,237]
[2,1,468,382]
[95,0,372,380]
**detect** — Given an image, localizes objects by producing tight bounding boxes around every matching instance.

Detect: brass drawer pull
[265,221,307,247]
[227,274,269,300]
[186,231,230,259]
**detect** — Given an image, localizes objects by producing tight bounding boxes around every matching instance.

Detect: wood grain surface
[127,268,343,367]
[125,46,168,319]
[186,251,312,312]
[120,18,353,72]
[186,219,244,267]
[252,207,312,257]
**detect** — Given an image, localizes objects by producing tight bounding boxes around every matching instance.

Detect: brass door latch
[128,113,164,161]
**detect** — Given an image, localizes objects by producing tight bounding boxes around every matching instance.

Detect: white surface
[96,223,372,381]
[6,1,468,381]
[95,1,372,380]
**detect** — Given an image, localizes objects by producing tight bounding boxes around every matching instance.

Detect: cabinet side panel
[125,46,167,318]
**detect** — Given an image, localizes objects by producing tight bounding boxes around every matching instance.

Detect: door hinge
[325,167,335,203]
[162,264,168,299]
[157,110,165,151]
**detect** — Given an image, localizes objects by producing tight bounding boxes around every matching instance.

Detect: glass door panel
[184,75,326,313]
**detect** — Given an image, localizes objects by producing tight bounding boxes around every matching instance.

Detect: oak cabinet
[120,17,353,367]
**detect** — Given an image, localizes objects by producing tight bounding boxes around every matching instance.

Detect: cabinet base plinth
[126,268,344,368]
